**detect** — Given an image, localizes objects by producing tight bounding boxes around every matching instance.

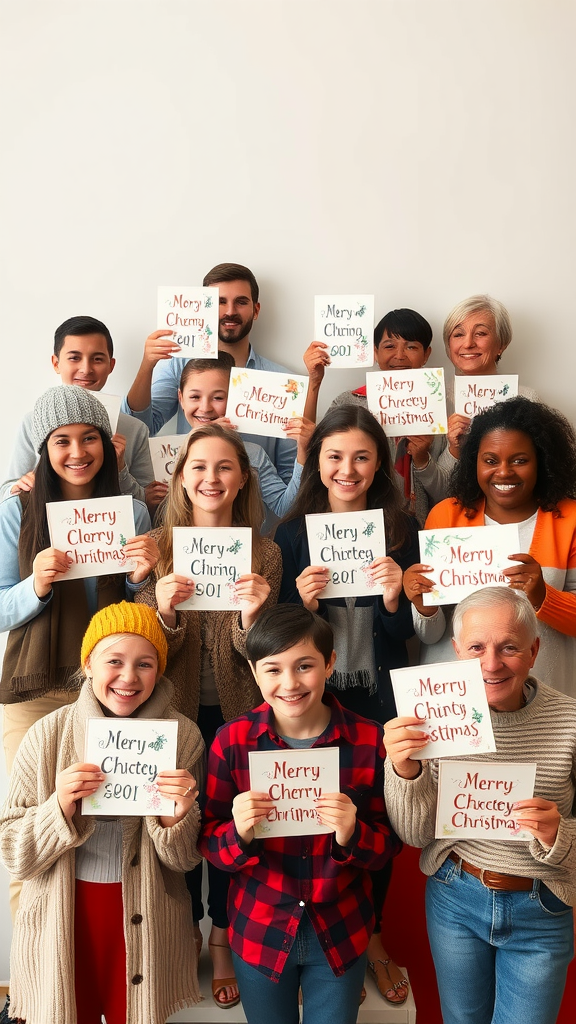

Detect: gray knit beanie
[32,385,113,453]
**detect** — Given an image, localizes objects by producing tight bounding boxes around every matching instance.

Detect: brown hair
[203,263,259,303]
[179,351,235,392]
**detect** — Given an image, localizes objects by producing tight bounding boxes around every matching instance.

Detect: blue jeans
[426,856,574,1024]
[231,912,367,1024]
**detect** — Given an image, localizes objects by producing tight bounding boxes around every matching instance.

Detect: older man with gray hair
[384,586,576,1024]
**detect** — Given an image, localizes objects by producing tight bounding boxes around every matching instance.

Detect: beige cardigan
[0,678,205,1024]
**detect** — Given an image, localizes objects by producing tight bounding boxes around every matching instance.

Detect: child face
[51,334,115,391]
[46,423,104,498]
[178,369,229,428]
[318,428,380,513]
[180,435,247,521]
[375,331,431,371]
[87,634,159,716]
[252,638,336,735]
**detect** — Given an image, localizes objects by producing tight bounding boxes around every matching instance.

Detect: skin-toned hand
[232,790,274,844]
[141,329,181,368]
[125,534,160,585]
[144,480,169,511]
[303,341,330,386]
[156,572,195,628]
[56,762,105,820]
[315,792,357,846]
[368,556,403,613]
[405,435,433,470]
[447,413,471,459]
[296,565,330,612]
[283,416,316,465]
[111,433,127,471]
[511,797,561,847]
[206,416,238,432]
[33,547,72,598]
[236,573,271,629]
[383,716,429,779]
[503,553,546,611]
[402,563,437,616]
[10,470,36,495]
[157,769,198,827]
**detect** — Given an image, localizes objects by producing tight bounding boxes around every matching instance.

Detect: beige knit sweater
[0,678,205,1024]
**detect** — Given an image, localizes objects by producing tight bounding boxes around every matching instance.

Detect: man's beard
[218,316,254,345]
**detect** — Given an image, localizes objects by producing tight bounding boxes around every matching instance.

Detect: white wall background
[1,0,575,978]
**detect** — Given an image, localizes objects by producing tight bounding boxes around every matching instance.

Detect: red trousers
[74,880,127,1024]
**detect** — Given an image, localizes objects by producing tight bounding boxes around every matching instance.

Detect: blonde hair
[156,424,263,577]
[443,294,512,358]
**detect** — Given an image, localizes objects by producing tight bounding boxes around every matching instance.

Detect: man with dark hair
[123,263,297,483]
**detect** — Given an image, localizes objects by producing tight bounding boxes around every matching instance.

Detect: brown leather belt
[448,852,533,892]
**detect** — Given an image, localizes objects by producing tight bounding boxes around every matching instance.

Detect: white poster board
[366,367,448,436]
[225,367,309,438]
[435,760,536,841]
[172,526,252,609]
[305,508,386,598]
[454,375,519,417]
[46,494,137,579]
[390,659,495,759]
[93,392,121,434]
[249,747,340,838]
[82,718,178,816]
[314,294,375,367]
[419,523,521,606]
[157,286,219,358]
[148,434,188,485]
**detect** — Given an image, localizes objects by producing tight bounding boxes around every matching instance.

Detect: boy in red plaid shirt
[199,605,401,1023]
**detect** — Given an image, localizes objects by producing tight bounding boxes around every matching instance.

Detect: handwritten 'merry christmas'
[172,526,252,609]
[306,508,386,598]
[46,495,136,580]
[366,367,448,436]
[314,294,375,367]
[157,286,218,357]
[435,760,537,841]
[225,368,309,439]
[419,523,521,605]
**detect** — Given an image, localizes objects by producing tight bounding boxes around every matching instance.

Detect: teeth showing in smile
[113,689,137,697]
[279,694,306,702]
[334,480,357,487]
[493,484,517,491]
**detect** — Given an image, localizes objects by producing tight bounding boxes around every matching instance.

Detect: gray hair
[452,586,538,644]
[442,294,513,358]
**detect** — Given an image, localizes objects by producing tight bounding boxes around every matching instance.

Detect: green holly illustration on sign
[148,732,168,752]
[471,708,483,724]
[227,539,243,555]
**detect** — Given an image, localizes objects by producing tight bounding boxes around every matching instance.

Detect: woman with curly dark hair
[404,397,576,695]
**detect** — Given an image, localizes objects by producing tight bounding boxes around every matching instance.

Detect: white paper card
[419,523,521,605]
[305,509,386,598]
[249,747,340,838]
[172,526,252,610]
[366,367,448,437]
[82,718,178,816]
[148,434,188,485]
[390,659,496,759]
[157,286,219,358]
[225,367,309,439]
[46,495,137,580]
[314,294,375,367]
[435,760,537,841]
[454,375,519,418]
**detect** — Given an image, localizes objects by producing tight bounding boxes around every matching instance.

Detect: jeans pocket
[537,883,572,916]
[432,857,457,886]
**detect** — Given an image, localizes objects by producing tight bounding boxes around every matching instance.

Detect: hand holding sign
[296,565,330,611]
[157,768,199,827]
[233,790,275,845]
[510,797,561,847]
[503,553,546,610]
[315,792,357,846]
[383,716,429,780]
[33,547,73,598]
[123,533,160,585]
[156,573,195,628]
[234,573,271,629]
[141,329,181,368]
[403,562,436,616]
[57,762,105,820]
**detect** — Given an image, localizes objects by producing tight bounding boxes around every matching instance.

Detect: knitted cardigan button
[131,914,143,924]
[132,974,143,985]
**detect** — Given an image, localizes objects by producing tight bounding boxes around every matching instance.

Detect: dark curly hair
[451,396,576,517]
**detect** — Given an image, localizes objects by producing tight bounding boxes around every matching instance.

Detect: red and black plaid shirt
[199,693,401,981]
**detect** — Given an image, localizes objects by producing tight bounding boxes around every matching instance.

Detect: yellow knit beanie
[81,602,168,676]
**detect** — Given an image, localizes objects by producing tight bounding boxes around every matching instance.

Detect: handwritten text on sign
[225,368,309,439]
[249,747,340,838]
[306,508,386,598]
[435,760,536,841]
[419,523,521,606]
[157,286,219,358]
[314,294,375,368]
[149,435,187,485]
[454,375,519,418]
[82,718,178,816]
[172,526,252,610]
[366,367,448,437]
[46,495,137,580]
[390,659,495,759]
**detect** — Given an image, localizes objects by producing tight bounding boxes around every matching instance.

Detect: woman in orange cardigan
[403,397,576,696]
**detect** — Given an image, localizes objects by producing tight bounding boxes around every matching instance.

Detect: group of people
[0,262,574,1024]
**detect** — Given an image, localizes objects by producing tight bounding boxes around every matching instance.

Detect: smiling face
[180,435,247,524]
[375,331,431,371]
[477,428,538,522]
[178,369,229,428]
[87,634,159,716]
[318,428,380,513]
[453,605,539,712]
[252,638,336,738]
[216,279,260,345]
[448,310,503,375]
[52,334,115,391]
[46,422,104,499]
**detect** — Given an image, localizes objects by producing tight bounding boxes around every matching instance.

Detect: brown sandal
[208,942,241,1009]
[367,956,409,1005]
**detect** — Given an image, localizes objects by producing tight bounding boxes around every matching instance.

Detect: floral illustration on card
[284,379,303,400]
[226,581,240,605]
[232,371,249,387]
[143,781,162,813]
[424,369,444,401]
[203,294,213,308]
[354,335,370,362]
